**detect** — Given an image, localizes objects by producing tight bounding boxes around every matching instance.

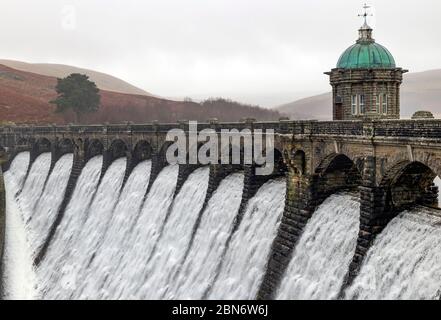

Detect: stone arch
[132,140,153,163]
[57,138,74,155]
[314,153,362,197]
[86,139,104,160]
[271,147,288,176]
[17,138,29,147]
[380,160,437,211]
[108,139,128,160]
[35,137,52,153]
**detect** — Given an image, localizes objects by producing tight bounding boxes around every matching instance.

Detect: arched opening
[35,138,51,153]
[315,153,362,196]
[86,139,104,160]
[17,138,29,147]
[381,161,437,211]
[271,148,288,176]
[108,139,128,160]
[57,138,74,155]
[133,140,153,162]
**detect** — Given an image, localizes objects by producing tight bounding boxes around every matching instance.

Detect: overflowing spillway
[2,152,36,299]
[346,208,441,300]
[38,155,103,298]
[76,160,152,299]
[138,167,210,299]
[29,154,73,255]
[164,173,245,299]
[18,153,52,224]
[208,179,286,300]
[277,193,360,300]
[3,150,441,300]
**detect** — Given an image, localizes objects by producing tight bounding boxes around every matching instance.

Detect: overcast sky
[0,0,440,106]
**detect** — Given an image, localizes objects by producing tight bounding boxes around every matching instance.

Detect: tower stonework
[325,16,408,120]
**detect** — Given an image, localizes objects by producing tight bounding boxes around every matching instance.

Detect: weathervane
[358,3,373,26]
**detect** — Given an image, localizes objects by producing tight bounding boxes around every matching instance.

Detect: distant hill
[0,64,280,124]
[277,69,441,120]
[0,59,151,96]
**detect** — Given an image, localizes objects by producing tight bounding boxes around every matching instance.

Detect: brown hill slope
[0,64,280,124]
[0,59,151,96]
[277,70,441,120]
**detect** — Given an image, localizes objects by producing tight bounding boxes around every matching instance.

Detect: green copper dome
[337,23,396,69]
[337,42,396,69]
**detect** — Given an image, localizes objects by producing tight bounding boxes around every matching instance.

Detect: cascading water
[137,167,210,299]
[277,193,360,300]
[42,157,127,299]
[165,173,244,300]
[1,152,35,299]
[38,155,103,298]
[28,154,73,255]
[18,153,51,223]
[208,179,286,300]
[7,146,441,301]
[104,165,179,299]
[346,207,441,300]
[4,152,30,190]
[75,160,152,299]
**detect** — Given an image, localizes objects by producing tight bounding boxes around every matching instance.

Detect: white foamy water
[209,179,286,300]
[1,153,36,299]
[346,208,441,300]
[5,152,30,190]
[165,173,244,300]
[277,193,360,300]
[18,153,51,223]
[138,167,210,299]
[107,165,179,299]
[28,154,73,255]
[50,157,127,299]
[75,160,152,299]
[38,156,103,298]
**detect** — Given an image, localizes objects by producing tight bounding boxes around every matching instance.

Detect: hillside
[0,59,151,96]
[277,69,441,120]
[0,64,280,124]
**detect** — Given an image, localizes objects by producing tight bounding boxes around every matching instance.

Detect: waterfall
[277,193,360,300]
[1,152,35,299]
[346,207,441,300]
[75,160,152,299]
[104,165,179,299]
[7,146,441,301]
[42,157,127,299]
[137,167,210,299]
[208,179,286,300]
[4,152,30,190]
[38,155,103,298]
[165,173,244,300]
[28,154,73,255]
[18,153,51,222]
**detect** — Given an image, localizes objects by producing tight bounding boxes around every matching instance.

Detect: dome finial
[358,3,373,27]
[357,3,374,43]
